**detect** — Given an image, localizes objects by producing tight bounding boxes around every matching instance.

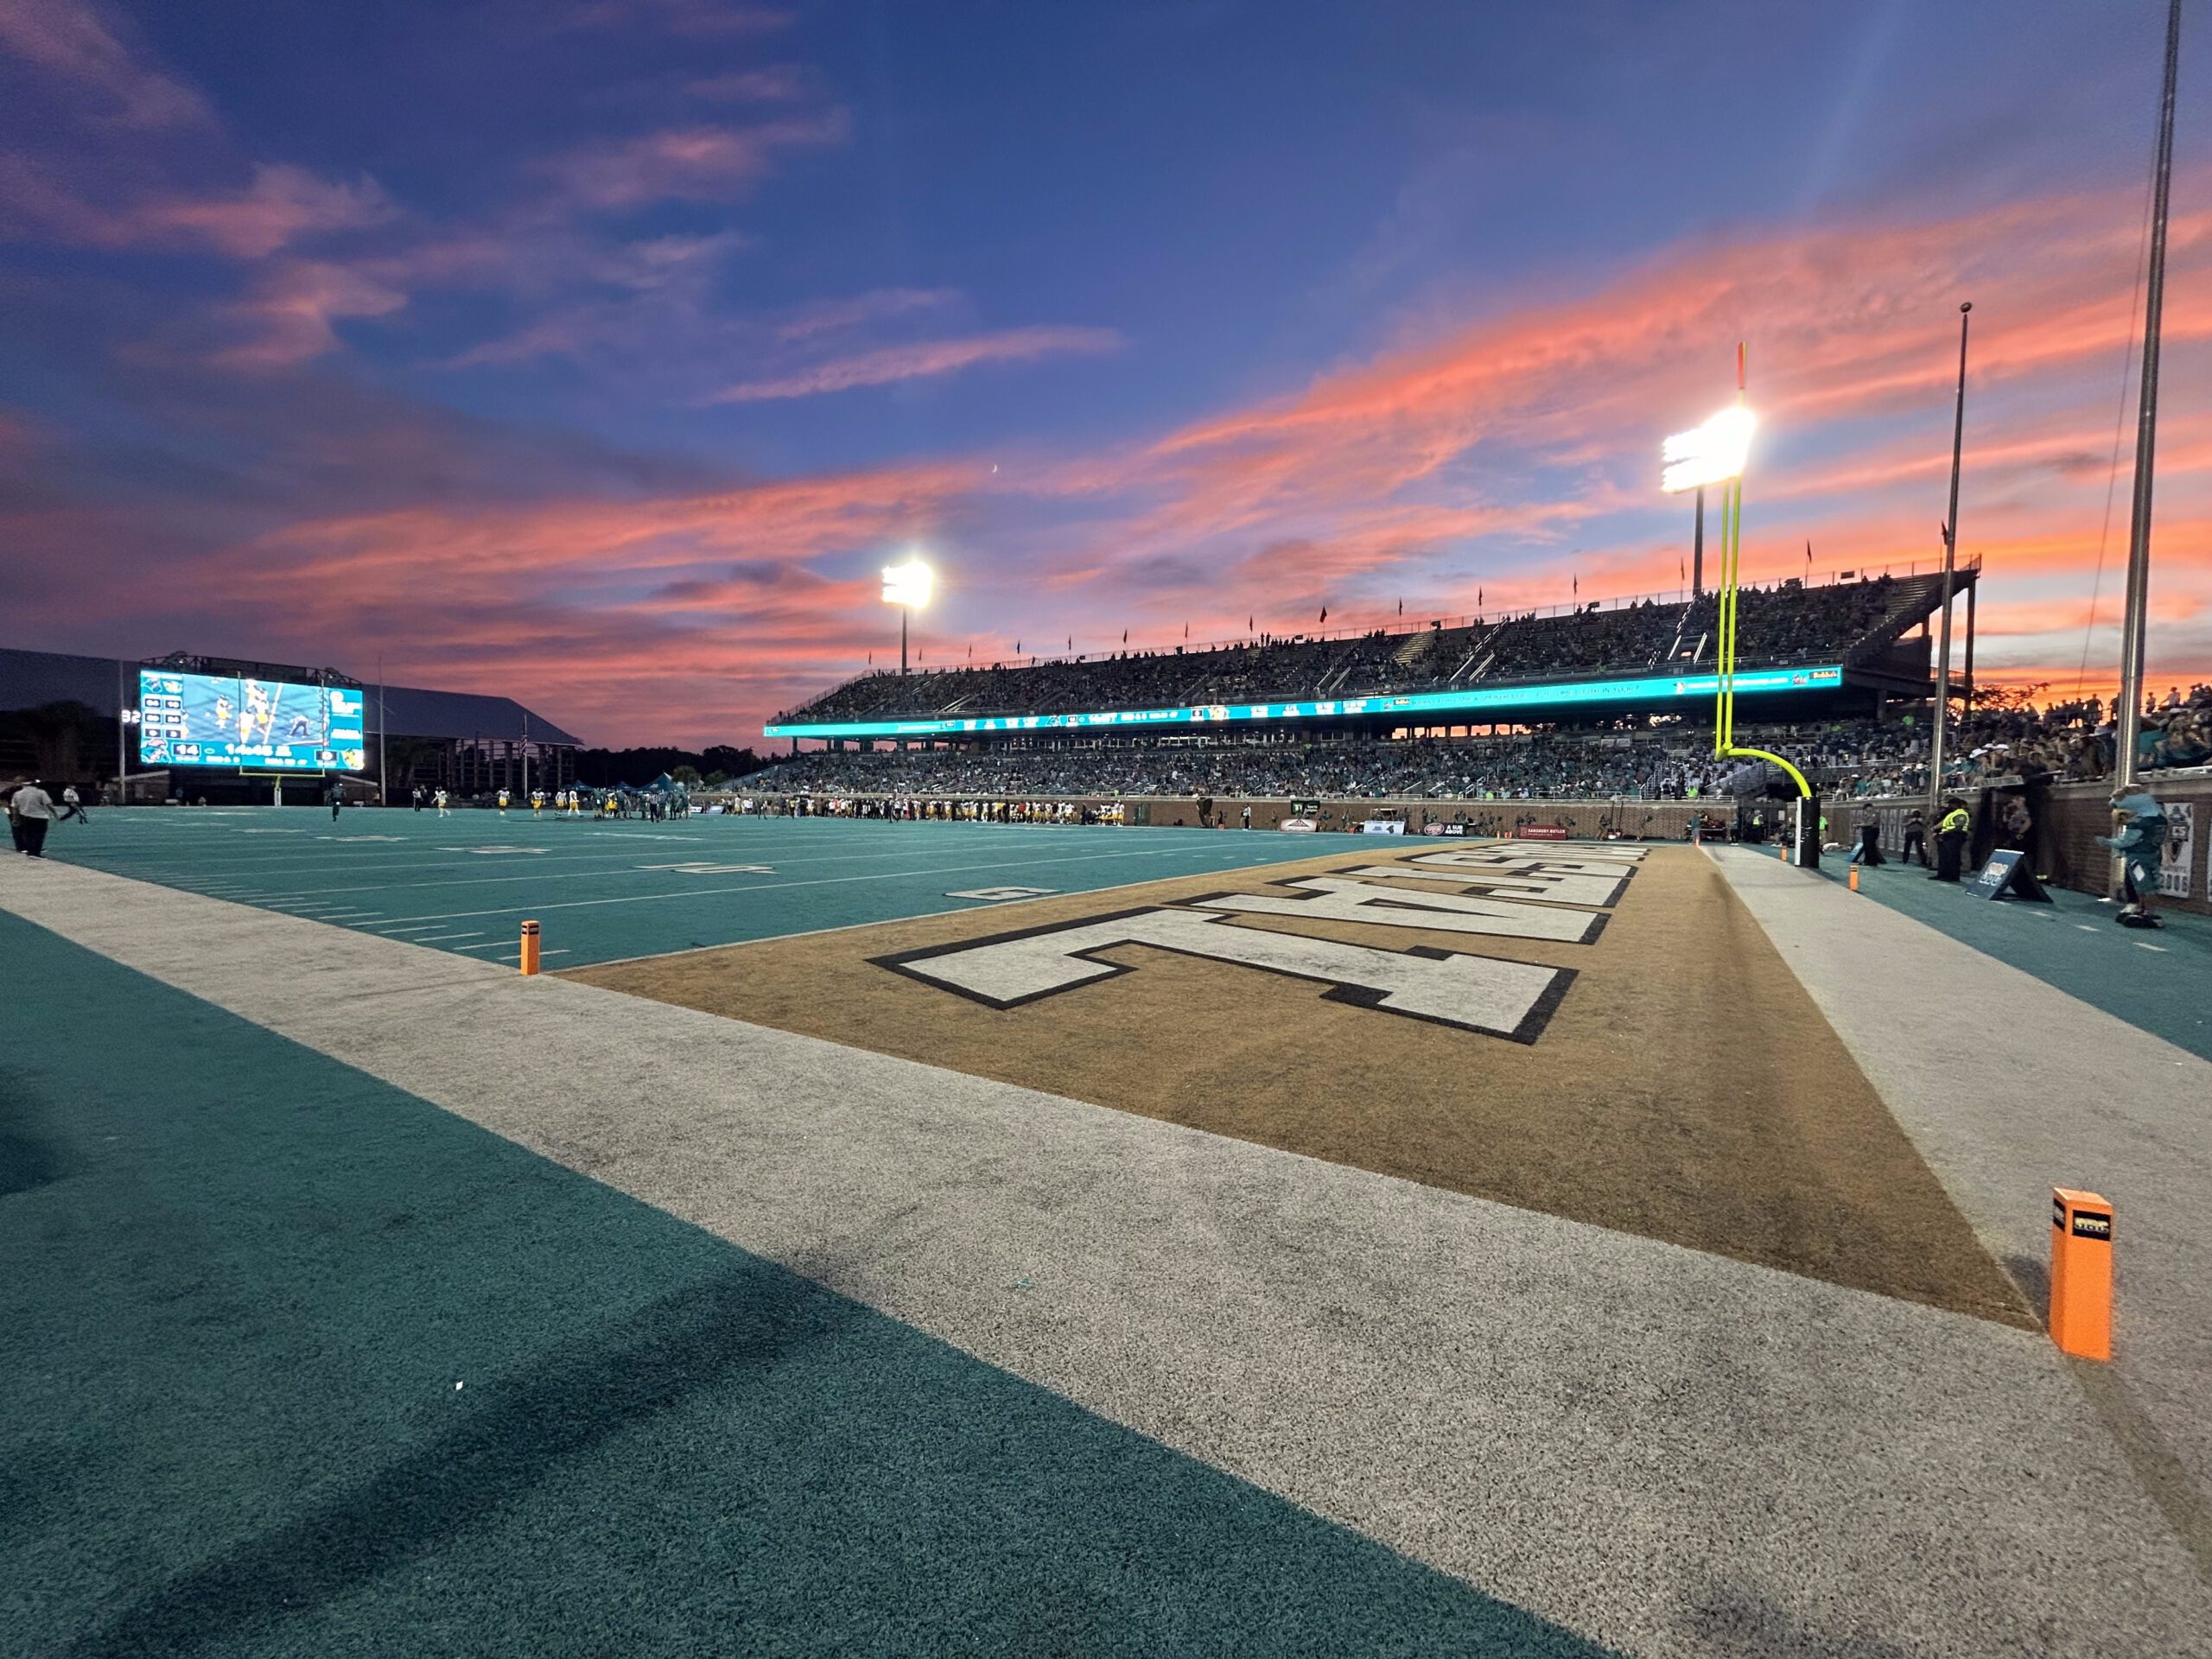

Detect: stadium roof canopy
[0,646,583,747]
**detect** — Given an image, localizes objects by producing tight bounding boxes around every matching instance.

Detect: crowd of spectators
[1824,683,2212,796]
[745,683,2212,805]
[777,573,1949,728]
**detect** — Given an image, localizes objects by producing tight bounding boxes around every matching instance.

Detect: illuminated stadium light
[880,556,934,609]
[881,555,934,675]
[1660,405,1757,493]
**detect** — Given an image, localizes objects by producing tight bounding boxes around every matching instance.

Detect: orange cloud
[22,155,2212,743]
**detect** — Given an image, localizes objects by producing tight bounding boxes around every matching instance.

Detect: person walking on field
[328,780,342,822]
[58,785,89,825]
[435,788,450,817]
[11,778,55,857]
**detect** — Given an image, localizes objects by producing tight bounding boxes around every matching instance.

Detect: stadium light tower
[881,555,933,675]
[1669,352,1810,806]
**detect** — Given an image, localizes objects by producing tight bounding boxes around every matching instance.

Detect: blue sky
[3,1,2209,743]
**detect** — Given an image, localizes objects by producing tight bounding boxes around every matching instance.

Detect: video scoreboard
[137,670,367,772]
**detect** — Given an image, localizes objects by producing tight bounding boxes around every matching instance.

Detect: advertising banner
[2160,803,2196,899]
[1515,824,1570,840]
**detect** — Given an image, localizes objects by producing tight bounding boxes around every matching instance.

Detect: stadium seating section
[777,573,1948,727]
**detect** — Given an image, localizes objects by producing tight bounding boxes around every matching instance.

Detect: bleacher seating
[775,572,1951,728]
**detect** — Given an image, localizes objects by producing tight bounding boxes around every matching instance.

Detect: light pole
[1927,302,1971,819]
[881,556,933,676]
[1692,486,1705,596]
[1662,373,1810,802]
[2117,0,2183,791]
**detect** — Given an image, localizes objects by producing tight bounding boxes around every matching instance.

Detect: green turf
[37,808,1403,968]
[0,908,1611,1657]
[1819,856,2212,1061]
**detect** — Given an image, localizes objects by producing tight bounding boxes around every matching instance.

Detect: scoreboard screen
[137,671,367,772]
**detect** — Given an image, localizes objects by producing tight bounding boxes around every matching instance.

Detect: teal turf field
[0,907,1602,1659]
[35,807,1389,967]
[1817,855,2212,1061]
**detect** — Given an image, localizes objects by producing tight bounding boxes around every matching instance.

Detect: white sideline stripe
[1,854,2203,1658]
[1708,845,2212,1534]
[413,931,484,944]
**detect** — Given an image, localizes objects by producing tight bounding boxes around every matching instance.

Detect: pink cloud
[207,260,408,369]
[0,0,213,128]
[553,115,846,208]
[773,287,962,342]
[0,158,392,258]
[21,157,2212,741]
[150,460,987,741]
[709,325,1123,402]
[139,163,396,257]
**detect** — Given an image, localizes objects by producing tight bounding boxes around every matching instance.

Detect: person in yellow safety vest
[1932,797,1971,882]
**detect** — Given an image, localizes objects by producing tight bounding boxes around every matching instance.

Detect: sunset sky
[4,0,2211,747]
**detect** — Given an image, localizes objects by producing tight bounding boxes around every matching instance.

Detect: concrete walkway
[1712,843,2212,1579]
[6,855,2209,1656]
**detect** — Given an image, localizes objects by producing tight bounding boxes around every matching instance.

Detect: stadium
[6,8,2212,1659]
[6,550,2211,1656]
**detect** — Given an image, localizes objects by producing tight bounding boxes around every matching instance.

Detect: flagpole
[2117,0,2183,792]
[1926,302,1971,820]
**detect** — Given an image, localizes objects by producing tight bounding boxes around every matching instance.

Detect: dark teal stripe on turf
[0,910,1614,1658]
[1823,861,2212,1060]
